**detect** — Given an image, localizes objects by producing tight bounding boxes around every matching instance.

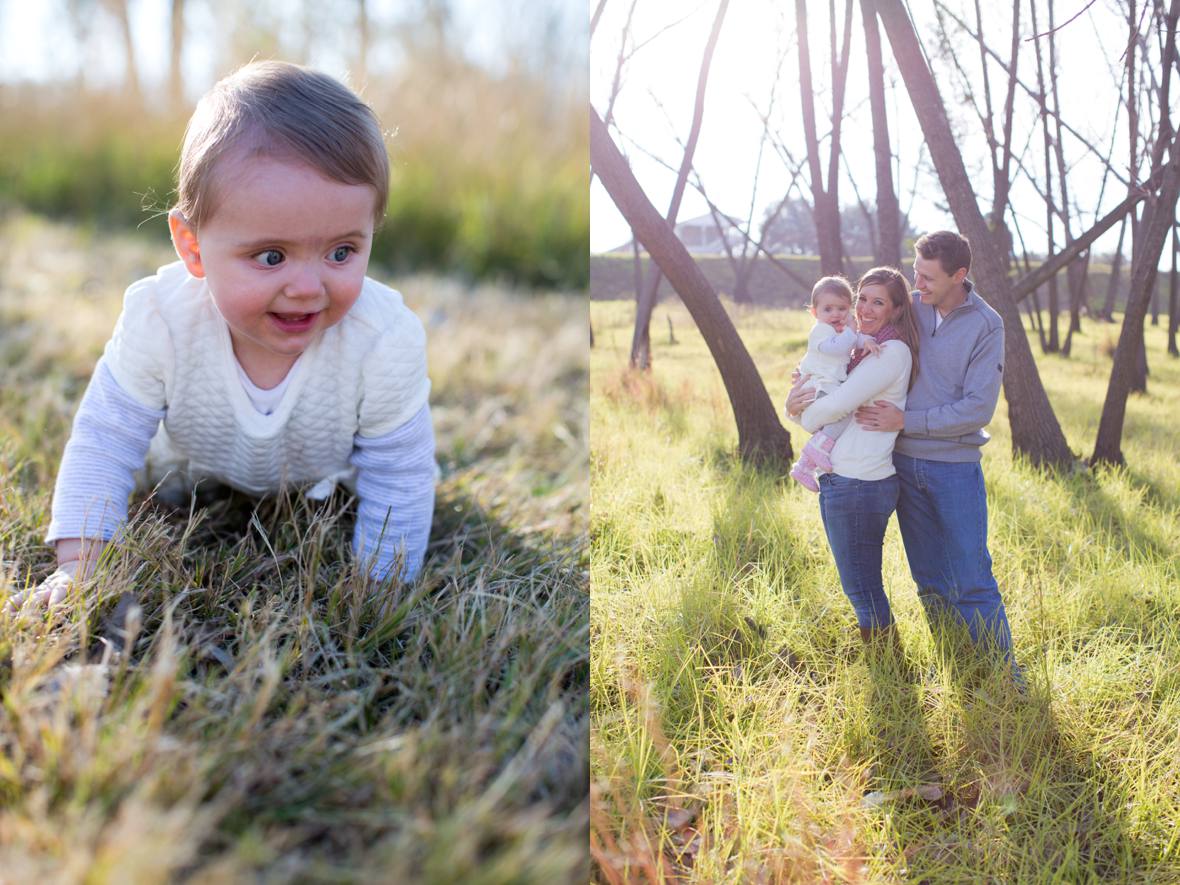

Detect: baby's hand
[860,338,882,357]
[5,566,77,613]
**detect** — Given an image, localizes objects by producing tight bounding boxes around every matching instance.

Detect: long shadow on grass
[859,651,938,792]
[13,481,588,879]
[891,633,1169,881]
[994,465,1175,573]
[648,463,836,733]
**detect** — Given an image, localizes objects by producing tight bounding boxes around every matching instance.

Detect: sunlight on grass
[591,297,1180,882]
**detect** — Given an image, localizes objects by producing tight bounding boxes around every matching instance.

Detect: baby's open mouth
[269,311,320,330]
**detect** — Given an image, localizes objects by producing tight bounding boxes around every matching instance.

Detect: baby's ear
[168,210,205,278]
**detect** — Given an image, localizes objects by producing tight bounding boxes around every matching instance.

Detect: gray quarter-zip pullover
[894,281,1004,462]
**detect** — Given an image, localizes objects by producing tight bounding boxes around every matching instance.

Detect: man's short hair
[915,230,972,276]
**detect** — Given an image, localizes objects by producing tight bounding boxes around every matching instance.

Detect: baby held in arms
[788,276,880,492]
[11,61,436,610]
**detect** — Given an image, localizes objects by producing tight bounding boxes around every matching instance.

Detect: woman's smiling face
[855,283,898,335]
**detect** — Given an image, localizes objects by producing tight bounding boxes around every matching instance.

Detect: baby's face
[171,152,377,380]
[811,293,851,329]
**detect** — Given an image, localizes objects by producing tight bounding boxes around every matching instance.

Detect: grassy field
[591,297,1180,882]
[0,213,588,882]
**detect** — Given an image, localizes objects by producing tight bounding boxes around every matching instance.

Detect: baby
[789,276,879,492]
[12,61,435,609]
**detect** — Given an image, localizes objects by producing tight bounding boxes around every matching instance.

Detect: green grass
[590,298,1180,882]
[0,214,589,881]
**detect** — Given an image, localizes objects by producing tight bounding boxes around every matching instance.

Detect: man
[855,231,1019,678]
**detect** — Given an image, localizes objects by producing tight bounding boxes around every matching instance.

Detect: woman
[787,267,921,645]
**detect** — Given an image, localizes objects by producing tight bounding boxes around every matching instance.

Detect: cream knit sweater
[798,340,912,481]
[105,261,430,494]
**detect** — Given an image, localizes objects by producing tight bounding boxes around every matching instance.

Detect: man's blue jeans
[893,452,1016,662]
[818,473,898,629]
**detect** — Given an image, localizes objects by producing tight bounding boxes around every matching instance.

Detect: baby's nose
[284,262,324,298]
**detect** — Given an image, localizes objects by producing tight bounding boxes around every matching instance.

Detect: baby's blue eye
[330,246,354,263]
[255,250,283,267]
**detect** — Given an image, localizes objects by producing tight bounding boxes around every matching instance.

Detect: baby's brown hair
[810,275,854,307]
[174,60,389,231]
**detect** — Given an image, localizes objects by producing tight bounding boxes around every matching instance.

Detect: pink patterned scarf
[847,322,901,374]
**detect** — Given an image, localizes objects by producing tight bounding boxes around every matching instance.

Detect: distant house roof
[606,211,742,255]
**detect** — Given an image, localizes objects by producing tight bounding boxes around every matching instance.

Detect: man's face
[913,253,967,309]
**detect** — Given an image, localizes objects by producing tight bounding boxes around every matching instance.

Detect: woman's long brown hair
[856,266,920,391]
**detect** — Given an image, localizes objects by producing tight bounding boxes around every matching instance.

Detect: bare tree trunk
[1169,221,1179,356]
[1092,128,1180,465]
[733,254,758,304]
[106,0,140,103]
[1102,218,1128,321]
[1131,332,1148,392]
[357,0,370,87]
[1029,287,1047,349]
[1061,250,1090,355]
[874,0,1074,467]
[861,0,900,267]
[1124,0,1147,395]
[1045,237,1061,352]
[631,237,644,309]
[1047,0,1086,344]
[592,109,793,467]
[591,0,608,36]
[987,0,1020,243]
[169,0,186,105]
[1150,276,1161,326]
[797,0,853,275]
[1015,237,1047,349]
[1031,0,1060,353]
[631,0,729,370]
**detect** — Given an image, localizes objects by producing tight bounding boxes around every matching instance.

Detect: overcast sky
[591,0,1167,260]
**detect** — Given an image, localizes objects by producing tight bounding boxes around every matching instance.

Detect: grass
[0,213,589,881]
[590,297,1180,882]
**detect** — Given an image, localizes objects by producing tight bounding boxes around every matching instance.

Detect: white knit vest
[104,261,430,496]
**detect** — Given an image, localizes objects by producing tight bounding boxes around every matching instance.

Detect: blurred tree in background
[0,0,588,290]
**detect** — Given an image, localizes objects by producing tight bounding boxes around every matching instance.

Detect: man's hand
[854,400,904,432]
[5,565,77,613]
[785,373,816,417]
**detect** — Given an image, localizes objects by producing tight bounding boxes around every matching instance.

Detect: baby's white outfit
[109,261,428,495]
[47,261,436,582]
[794,321,871,457]
[797,322,869,396]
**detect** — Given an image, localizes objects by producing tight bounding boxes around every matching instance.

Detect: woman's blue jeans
[818,473,899,629]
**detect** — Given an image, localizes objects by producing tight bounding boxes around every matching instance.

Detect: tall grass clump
[591,297,1180,882]
[0,215,588,880]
